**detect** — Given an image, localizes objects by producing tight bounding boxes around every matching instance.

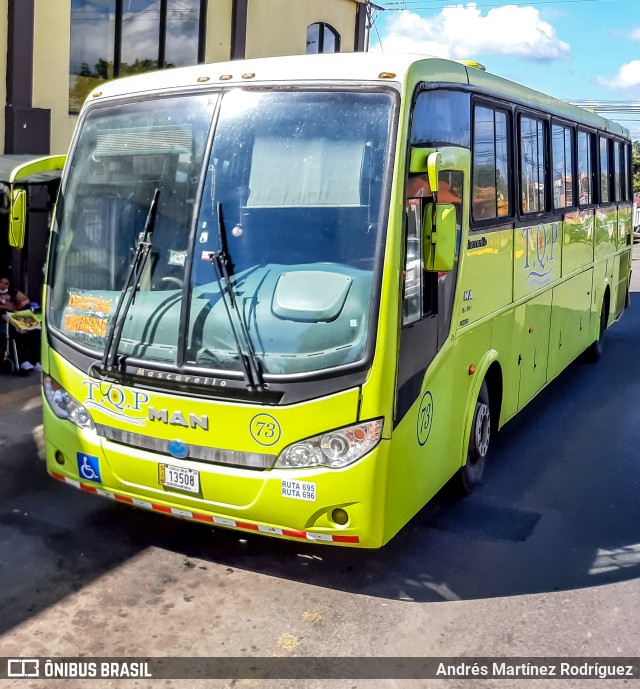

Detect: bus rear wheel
[458,381,490,494]
[586,299,607,363]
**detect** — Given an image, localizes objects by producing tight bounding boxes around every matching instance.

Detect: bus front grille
[96,425,274,470]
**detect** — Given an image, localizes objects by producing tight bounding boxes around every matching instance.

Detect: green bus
[41,53,632,547]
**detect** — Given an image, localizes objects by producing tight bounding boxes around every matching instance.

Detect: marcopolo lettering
[467,236,488,250]
[148,406,209,430]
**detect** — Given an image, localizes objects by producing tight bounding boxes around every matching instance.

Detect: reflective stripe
[97,489,116,499]
[48,470,359,544]
[306,532,333,542]
[213,516,236,527]
[193,512,214,523]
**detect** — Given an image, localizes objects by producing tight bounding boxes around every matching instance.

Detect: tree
[633,140,640,196]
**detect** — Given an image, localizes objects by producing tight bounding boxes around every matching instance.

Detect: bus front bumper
[43,402,389,549]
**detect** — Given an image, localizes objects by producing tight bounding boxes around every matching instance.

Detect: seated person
[0,275,41,372]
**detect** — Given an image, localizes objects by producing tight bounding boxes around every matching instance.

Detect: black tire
[458,381,490,494]
[586,299,607,363]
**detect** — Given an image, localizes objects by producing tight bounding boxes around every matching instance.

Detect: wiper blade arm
[101,188,160,372]
[209,202,264,391]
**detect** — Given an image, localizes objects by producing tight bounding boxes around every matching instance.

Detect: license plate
[159,464,200,494]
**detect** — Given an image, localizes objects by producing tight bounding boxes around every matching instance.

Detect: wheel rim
[475,403,490,458]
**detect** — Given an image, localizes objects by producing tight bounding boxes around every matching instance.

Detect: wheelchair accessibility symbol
[77,452,102,483]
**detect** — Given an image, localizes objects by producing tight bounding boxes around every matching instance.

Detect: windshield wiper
[209,202,264,391]
[101,189,160,372]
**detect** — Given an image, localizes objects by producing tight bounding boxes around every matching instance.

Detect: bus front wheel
[458,381,490,494]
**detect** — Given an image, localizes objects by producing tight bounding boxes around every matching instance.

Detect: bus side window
[613,140,623,201]
[600,136,611,203]
[577,130,593,206]
[403,193,426,325]
[520,115,547,214]
[472,106,511,222]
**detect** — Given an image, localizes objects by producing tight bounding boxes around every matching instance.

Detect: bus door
[8,155,65,299]
[395,147,468,424]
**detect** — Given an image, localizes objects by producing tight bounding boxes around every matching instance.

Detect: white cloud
[631,27,640,41]
[597,61,640,90]
[374,4,570,62]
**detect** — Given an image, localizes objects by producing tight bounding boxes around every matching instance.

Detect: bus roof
[87,52,628,138]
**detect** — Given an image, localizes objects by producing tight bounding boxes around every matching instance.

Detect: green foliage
[633,141,640,195]
[69,58,175,114]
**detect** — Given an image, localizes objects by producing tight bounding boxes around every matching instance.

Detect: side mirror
[423,203,456,272]
[9,188,26,249]
[409,148,442,195]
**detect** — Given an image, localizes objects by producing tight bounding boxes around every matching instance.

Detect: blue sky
[372,0,640,137]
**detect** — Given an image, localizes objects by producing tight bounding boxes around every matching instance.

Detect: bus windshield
[48,89,394,378]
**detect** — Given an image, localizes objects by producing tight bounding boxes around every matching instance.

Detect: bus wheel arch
[484,361,503,434]
[586,287,610,363]
[457,359,502,494]
[603,286,611,328]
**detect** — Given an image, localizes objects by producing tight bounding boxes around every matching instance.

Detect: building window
[70,0,205,113]
[306,23,340,54]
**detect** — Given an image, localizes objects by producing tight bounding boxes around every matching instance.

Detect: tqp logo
[7,659,40,677]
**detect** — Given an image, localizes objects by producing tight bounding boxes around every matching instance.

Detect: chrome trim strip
[96,425,274,470]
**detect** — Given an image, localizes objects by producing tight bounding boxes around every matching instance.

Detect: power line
[381,0,616,10]
[569,101,640,115]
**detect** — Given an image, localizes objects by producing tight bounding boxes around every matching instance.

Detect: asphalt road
[1,249,640,688]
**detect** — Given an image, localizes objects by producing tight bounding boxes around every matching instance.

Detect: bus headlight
[275,419,383,469]
[43,375,96,432]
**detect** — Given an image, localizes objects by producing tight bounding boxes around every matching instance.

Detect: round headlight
[321,433,350,461]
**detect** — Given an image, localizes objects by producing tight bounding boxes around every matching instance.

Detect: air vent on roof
[458,60,487,72]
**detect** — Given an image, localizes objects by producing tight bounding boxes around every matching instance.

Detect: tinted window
[69,0,203,112]
[521,116,546,213]
[625,143,632,200]
[472,106,511,221]
[306,23,341,53]
[614,141,623,201]
[69,0,115,113]
[578,131,593,205]
[411,91,471,147]
[600,137,610,202]
[552,125,574,209]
